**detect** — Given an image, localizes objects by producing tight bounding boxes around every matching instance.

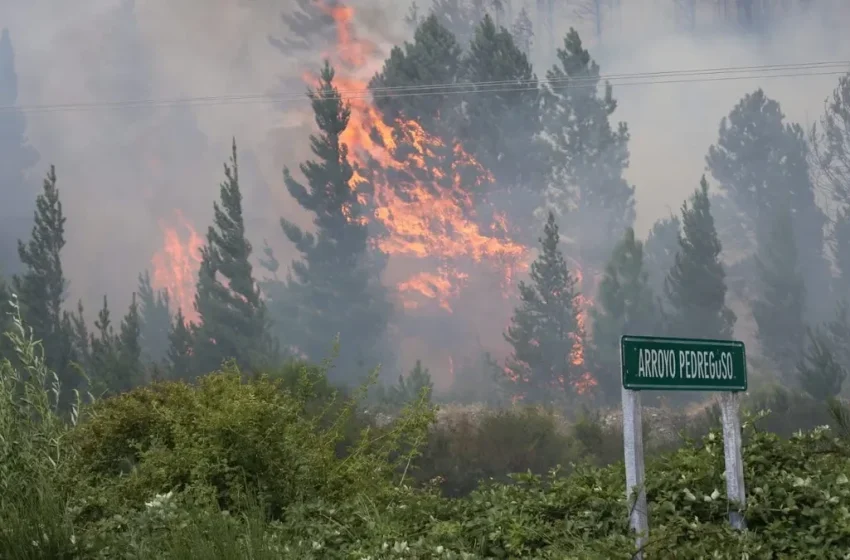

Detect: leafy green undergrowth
[4,304,850,558]
[71,426,850,559]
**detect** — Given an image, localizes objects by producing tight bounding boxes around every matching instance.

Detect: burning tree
[503,212,586,403]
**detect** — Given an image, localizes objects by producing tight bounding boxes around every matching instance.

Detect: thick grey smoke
[2,0,849,387]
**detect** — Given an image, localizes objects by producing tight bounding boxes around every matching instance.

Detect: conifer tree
[664,176,736,340]
[751,208,806,379]
[461,15,547,238]
[591,228,657,402]
[69,301,91,371]
[0,28,40,273]
[193,140,271,374]
[706,89,831,319]
[167,308,194,380]
[543,28,634,275]
[831,206,850,298]
[280,62,392,380]
[511,6,534,55]
[137,270,171,364]
[798,326,846,402]
[116,293,143,391]
[643,215,680,300]
[811,73,850,206]
[89,296,119,395]
[504,212,583,403]
[12,166,76,389]
[370,14,463,129]
[827,301,850,373]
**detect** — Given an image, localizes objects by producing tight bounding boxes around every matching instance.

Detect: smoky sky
[1,0,849,385]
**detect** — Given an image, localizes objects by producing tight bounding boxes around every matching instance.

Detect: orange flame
[151,210,203,324]
[310,1,527,313]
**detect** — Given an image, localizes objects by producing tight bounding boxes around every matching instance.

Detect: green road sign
[621,335,747,391]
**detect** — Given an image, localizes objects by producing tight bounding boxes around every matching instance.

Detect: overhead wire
[1,60,847,115]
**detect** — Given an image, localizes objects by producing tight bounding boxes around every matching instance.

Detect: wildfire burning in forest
[151,210,203,324]
[149,0,597,395]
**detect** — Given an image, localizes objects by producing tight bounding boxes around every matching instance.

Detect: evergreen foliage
[375,360,434,413]
[797,326,846,402]
[511,6,534,56]
[461,15,543,190]
[137,270,171,364]
[88,296,119,395]
[12,166,77,394]
[278,62,392,381]
[504,212,583,402]
[166,308,194,381]
[591,228,657,402]
[643,214,680,301]
[811,73,850,205]
[542,28,634,271]
[706,89,831,319]
[370,14,463,129]
[831,205,850,298]
[193,140,272,374]
[751,208,806,378]
[664,177,736,340]
[116,293,143,391]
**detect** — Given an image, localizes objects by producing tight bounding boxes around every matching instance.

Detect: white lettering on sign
[638,349,735,380]
[637,348,678,377]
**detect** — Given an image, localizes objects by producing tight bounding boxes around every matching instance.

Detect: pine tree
[116,293,143,391]
[643,215,680,299]
[0,29,40,274]
[811,73,850,205]
[751,207,806,379]
[193,140,271,374]
[511,6,534,55]
[831,206,850,298]
[69,300,91,372]
[591,228,658,403]
[664,177,736,340]
[461,15,547,239]
[280,62,393,381]
[89,296,119,396]
[12,166,76,389]
[827,301,850,373]
[504,212,583,403]
[706,89,831,320]
[798,326,846,402]
[542,28,634,276]
[137,270,171,364]
[370,14,463,129]
[167,308,194,380]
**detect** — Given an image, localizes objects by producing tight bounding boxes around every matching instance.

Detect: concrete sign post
[620,335,748,555]
[621,384,648,555]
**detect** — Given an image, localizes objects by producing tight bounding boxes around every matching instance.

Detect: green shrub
[67,362,435,525]
[0,298,84,559]
[414,405,582,497]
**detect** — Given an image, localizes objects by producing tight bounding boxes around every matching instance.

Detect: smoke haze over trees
[1,0,850,403]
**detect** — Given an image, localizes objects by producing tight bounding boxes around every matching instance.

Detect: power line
[2,60,847,115]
